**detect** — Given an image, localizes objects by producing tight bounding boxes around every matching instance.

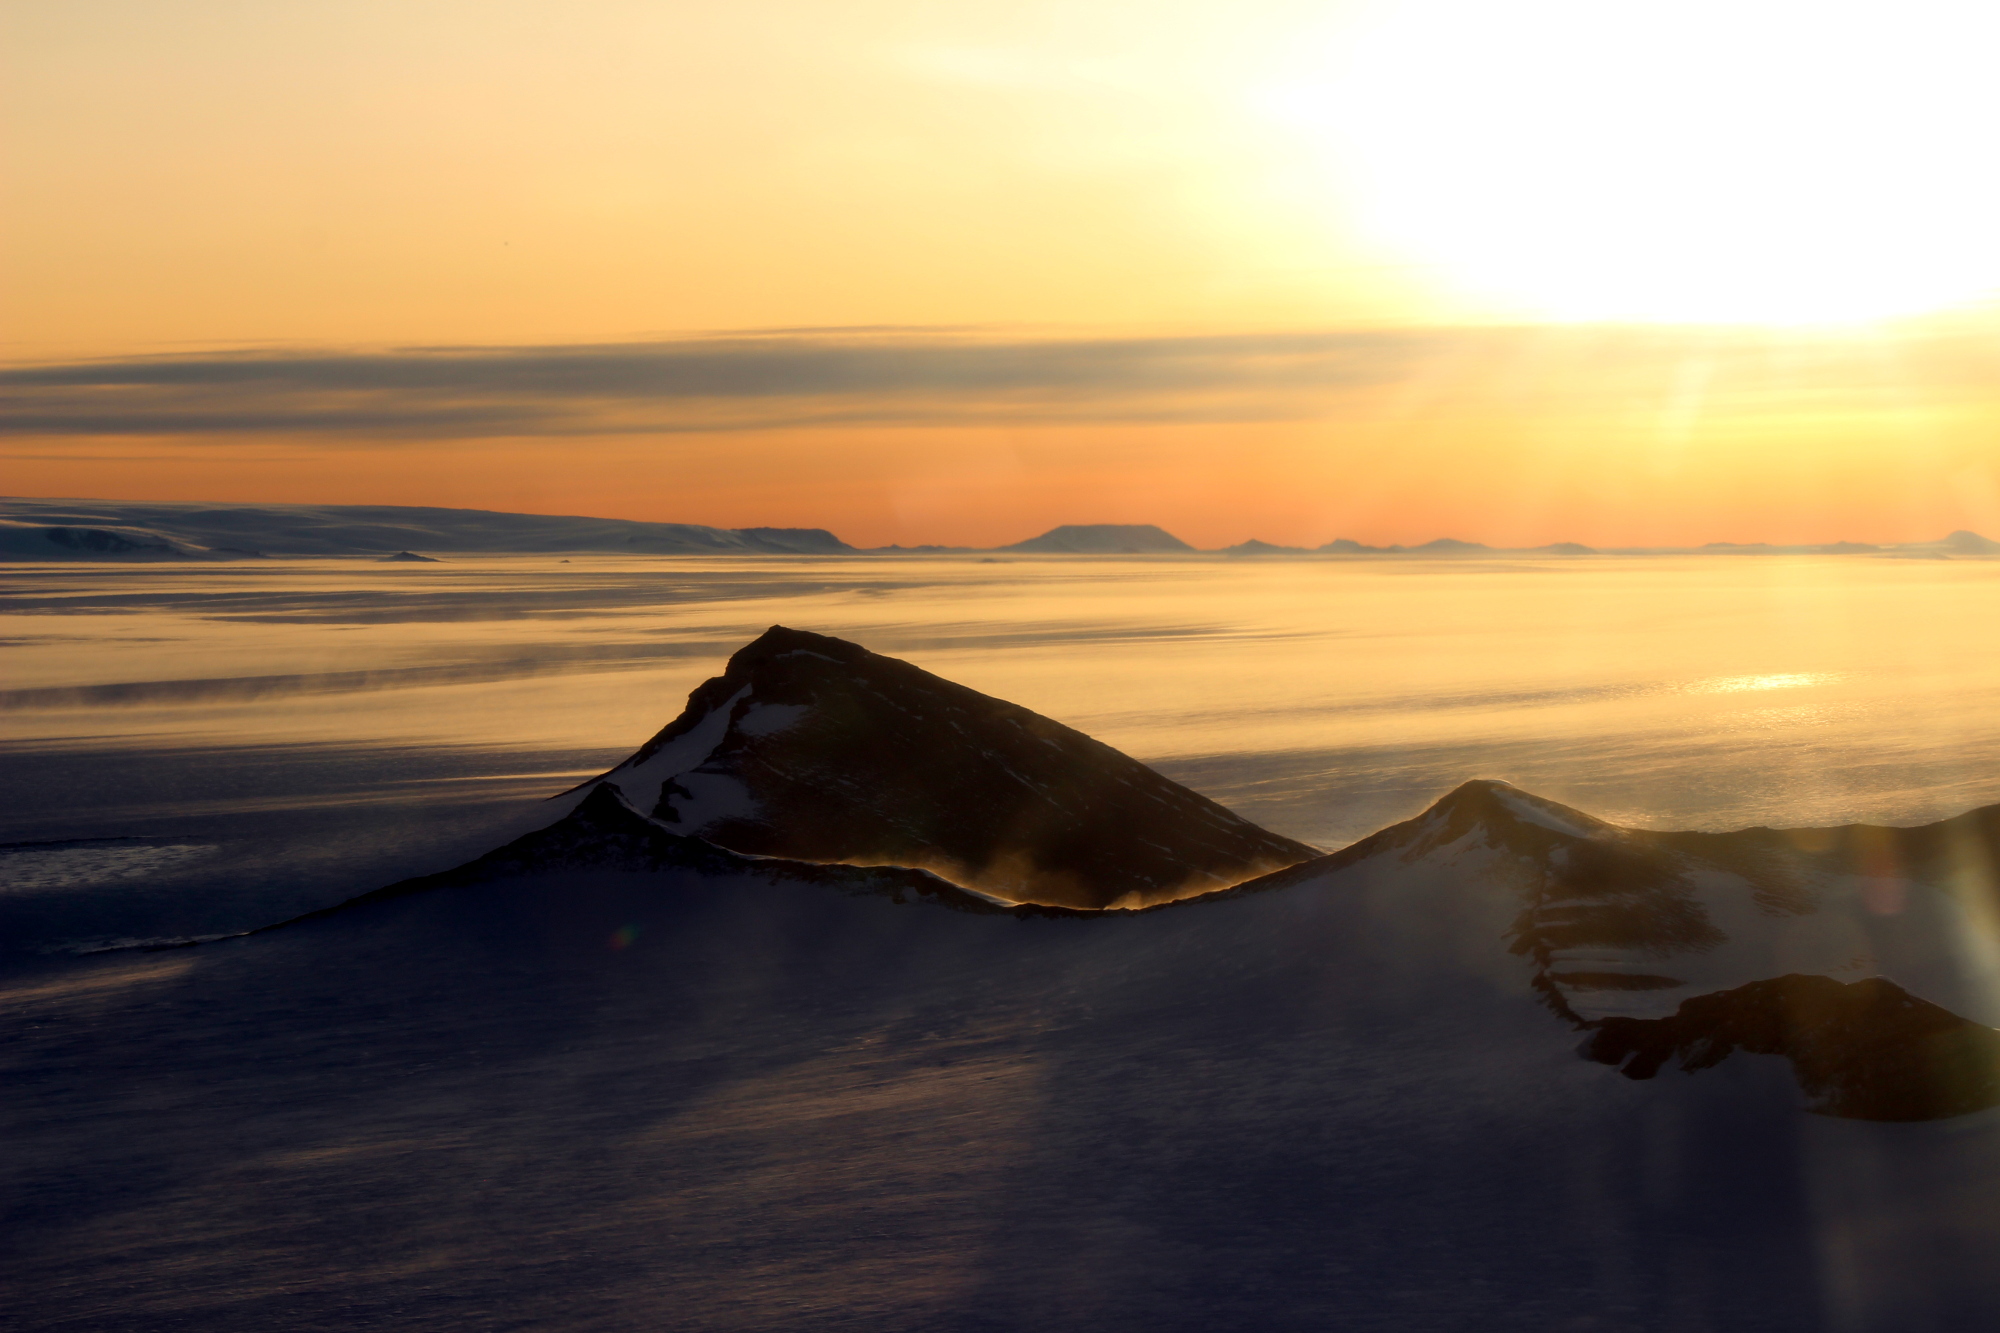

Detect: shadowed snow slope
[12,645,2000,1330]
[10,776,2000,1331]
[583,625,1319,908]
[1217,778,2000,1120]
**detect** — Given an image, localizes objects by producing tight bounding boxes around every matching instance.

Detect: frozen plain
[6,553,2000,1331]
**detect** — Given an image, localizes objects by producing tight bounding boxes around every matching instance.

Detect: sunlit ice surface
[1257,0,2000,324]
[7,552,2000,858]
[9,552,2000,1330]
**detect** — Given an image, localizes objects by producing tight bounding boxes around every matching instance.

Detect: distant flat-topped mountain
[1312,536,1496,554]
[1001,523,1194,554]
[0,498,853,558]
[579,625,1316,908]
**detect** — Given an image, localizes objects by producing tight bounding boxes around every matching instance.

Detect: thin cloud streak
[0,330,1448,440]
[3,320,1997,442]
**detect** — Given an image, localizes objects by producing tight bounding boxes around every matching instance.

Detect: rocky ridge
[583,626,1319,909]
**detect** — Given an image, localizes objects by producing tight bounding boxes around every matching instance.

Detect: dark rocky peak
[1203,779,1636,903]
[1582,973,2000,1121]
[1403,779,1617,851]
[1222,539,1306,556]
[43,525,185,557]
[590,626,1318,909]
[732,526,853,554]
[1365,780,1726,966]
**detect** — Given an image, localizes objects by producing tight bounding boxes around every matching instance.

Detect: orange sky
[6,0,1999,548]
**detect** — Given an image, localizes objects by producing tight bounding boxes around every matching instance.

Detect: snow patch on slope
[659,770,763,832]
[596,685,751,816]
[736,703,809,737]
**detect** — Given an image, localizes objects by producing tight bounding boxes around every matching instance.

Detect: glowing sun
[1273,0,2000,324]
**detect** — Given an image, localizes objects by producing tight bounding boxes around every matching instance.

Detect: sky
[5,0,2000,549]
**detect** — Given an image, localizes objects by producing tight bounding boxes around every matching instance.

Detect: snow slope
[11,631,2000,1329]
[1211,778,2000,1121]
[9,774,2000,1330]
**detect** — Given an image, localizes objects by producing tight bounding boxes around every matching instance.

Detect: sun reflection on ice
[1685,672,1841,695]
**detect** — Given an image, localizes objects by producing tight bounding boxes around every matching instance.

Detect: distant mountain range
[3,497,1996,560]
[0,498,852,559]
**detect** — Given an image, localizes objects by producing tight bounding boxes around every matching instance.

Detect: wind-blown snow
[1489,784,1603,839]
[0,842,217,892]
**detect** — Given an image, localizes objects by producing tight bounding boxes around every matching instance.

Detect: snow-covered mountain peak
[1223,776,2000,1035]
[1393,779,1621,859]
[580,626,1319,909]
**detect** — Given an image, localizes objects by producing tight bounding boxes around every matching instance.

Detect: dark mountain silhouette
[1001,524,1194,554]
[377,550,439,562]
[1221,538,1305,555]
[1583,974,2000,1121]
[0,520,201,560]
[582,626,1317,908]
[732,525,852,554]
[1943,529,2000,553]
[1316,537,1493,554]
[0,499,856,557]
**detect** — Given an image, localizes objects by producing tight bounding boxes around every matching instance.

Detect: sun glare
[1267,0,2000,325]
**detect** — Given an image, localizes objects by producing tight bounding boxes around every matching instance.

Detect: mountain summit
[1001,524,1193,554]
[583,626,1316,907]
[1217,777,2000,1119]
